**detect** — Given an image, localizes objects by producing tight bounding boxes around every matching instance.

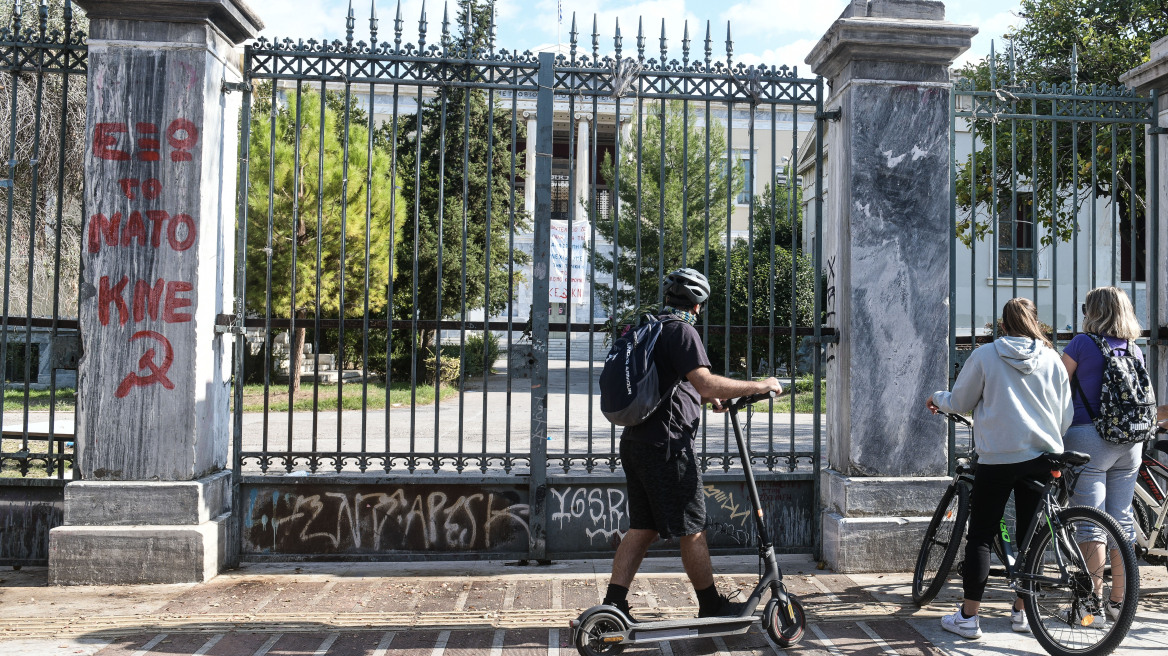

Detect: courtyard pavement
[1,555,1165,656]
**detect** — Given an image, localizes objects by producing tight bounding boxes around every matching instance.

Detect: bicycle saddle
[1044,451,1091,467]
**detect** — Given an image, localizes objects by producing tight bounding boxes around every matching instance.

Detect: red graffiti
[98,276,193,326]
[87,211,197,253]
[118,178,163,200]
[114,331,175,398]
[93,119,198,162]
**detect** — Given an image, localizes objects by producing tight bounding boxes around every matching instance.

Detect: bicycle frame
[1134,453,1168,559]
[998,472,1091,597]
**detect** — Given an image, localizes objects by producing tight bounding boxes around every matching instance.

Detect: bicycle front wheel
[912,481,969,605]
[1022,506,1139,656]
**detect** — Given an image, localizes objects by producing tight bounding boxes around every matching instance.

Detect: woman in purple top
[1060,286,1144,624]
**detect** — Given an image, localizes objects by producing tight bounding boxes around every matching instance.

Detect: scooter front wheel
[574,610,627,656]
[765,596,806,648]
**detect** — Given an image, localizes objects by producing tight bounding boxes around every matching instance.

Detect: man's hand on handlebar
[705,397,728,413]
[760,377,783,396]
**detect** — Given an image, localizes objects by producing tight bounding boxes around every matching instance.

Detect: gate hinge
[215,314,246,336]
[810,333,839,345]
[223,80,251,94]
[1150,126,1168,135]
[816,109,842,122]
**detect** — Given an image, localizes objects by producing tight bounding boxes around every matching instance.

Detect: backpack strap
[1070,370,1097,421]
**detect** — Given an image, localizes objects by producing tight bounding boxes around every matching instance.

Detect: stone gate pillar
[48,0,261,585]
[806,0,975,572]
[1121,38,1168,402]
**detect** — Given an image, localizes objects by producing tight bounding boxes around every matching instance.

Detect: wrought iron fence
[949,42,1162,466]
[229,0,827,481]
[0,0,86,482]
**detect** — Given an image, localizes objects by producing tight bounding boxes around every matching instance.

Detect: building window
[997,193,1036,278]
[727,148,754,204]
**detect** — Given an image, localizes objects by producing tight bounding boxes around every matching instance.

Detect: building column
[575,115,590,221]
[806,0,976,572]
[49,0,261,584]
[1121,38,1168,401]
[525,110,537,216]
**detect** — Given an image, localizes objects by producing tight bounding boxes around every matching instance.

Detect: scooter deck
[624,614,758,644]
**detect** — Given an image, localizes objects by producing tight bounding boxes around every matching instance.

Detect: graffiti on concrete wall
[549,486,627,547]
[243,484,529,555]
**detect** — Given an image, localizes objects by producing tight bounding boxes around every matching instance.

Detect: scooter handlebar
[728,391,777,411]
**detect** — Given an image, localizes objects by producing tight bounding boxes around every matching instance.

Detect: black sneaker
[606,599,637,622]
[698,593,746,618]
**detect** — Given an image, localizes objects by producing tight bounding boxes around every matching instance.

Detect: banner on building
[549,220,590,304]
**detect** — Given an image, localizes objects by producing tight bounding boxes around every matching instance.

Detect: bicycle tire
[1022,506,1139,656]
[912,481,969,605]
[1132,494,1168,568]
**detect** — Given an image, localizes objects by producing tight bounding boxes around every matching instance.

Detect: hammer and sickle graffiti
[114,330,175,398]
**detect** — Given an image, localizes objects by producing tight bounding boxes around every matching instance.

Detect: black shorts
[620,439,706,539]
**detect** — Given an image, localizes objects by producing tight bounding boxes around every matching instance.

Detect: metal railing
[228,1,828,483]
[949,42,1162,468]
[0,0,86,482]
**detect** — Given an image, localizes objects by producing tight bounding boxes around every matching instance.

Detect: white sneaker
[1104,599,1122,621]
[1011,608,1030,633]
[1061,605,1108,630]
[941,608,983,639]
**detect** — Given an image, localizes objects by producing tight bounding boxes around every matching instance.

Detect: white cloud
[735,39,819,71]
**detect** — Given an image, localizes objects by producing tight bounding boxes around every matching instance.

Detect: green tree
[246,86,405,393]
[955,0,1163,279]
[392,0,530,375]
[595,100,742,313]
[706,181,816,376]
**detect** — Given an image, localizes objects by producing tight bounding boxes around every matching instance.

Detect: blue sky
[245,0,1027,70]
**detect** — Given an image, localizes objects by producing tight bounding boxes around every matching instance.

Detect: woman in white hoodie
[926,298,1073,639]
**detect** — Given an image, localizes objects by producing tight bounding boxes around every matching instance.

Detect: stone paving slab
[1,556,1165,655]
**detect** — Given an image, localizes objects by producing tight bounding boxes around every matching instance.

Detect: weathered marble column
[525,110,537,216]
[1121,38,1168,399]
[806,0,975,572]
[575,115,590,221]
[48,0,261,585]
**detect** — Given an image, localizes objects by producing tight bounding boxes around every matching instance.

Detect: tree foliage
[954,0,1161,280]
[595,100,741,311]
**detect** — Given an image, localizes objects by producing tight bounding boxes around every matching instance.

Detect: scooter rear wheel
[766,596,806,648]
[574,610,627,656]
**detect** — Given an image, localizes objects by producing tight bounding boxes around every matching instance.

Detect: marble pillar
[525,111,537,217]
[806,0,976,572]
[49,0,261,584]
[575,115,590,221]
[1121,37,1168,399]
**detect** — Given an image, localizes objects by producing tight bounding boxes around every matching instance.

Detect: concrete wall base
[821,511,930,573]
[48,512,230,585]
[48,472,232,585]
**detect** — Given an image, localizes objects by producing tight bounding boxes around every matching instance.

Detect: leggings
[962,456,1052,602]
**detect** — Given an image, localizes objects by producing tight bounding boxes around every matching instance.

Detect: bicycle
[1132,426,1168,571]
[913,413,1140,656]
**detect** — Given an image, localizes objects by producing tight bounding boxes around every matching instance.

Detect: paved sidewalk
[1,556,1165,655]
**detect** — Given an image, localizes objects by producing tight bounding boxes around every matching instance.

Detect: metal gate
[224,1,826,561]
[948,42,1162,464]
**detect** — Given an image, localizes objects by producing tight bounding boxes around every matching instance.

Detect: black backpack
[1071,333,1158,444]
[599,314,681,427]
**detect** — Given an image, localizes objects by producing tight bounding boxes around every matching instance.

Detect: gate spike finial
[346,0,356,47]
[636,17,645,61]
[463,0,472,54]
[38,0,48,37]
[725,21,733,68]
[1071,43,1079,85]
[569,13,578,62]
[394,0,403,50]
[489,0,496,52]
[682,21,690,67]
[418,0,428,51]
[592,14,599,63]
[704,20,712,69]
[64,0,74,35]
[1008,39,1017,86]
[614,17,622,61]
[13,0,22,35]
[989,39,996,88]
[660,19,667,65]
[369,1,379,46]
[441,1,450,53]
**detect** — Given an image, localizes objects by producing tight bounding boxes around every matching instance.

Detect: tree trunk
[289,308,308,396]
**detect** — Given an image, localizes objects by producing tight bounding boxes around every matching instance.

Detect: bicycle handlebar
[942,412,972,428]
[727,391,777,412]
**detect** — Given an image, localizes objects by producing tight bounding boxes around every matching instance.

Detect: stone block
[821,511,929,573]
[63,471,230,526]
[48,512,230,585]
[822,469,949,517]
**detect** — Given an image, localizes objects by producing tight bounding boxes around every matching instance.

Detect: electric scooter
[569,391,808,654]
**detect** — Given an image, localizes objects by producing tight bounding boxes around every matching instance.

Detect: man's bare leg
[610,528,658,587]
[681,532,714,589]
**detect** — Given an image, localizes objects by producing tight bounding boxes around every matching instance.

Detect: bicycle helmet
[664,268,711,306]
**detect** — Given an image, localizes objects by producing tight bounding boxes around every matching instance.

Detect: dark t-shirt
[620,315,712,451]
[1063,333,1144,426]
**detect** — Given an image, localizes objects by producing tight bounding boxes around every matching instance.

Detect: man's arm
[687,366,782,404]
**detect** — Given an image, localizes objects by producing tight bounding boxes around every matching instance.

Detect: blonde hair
[1083,287,1142,340]
[1001,297,1051,348]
